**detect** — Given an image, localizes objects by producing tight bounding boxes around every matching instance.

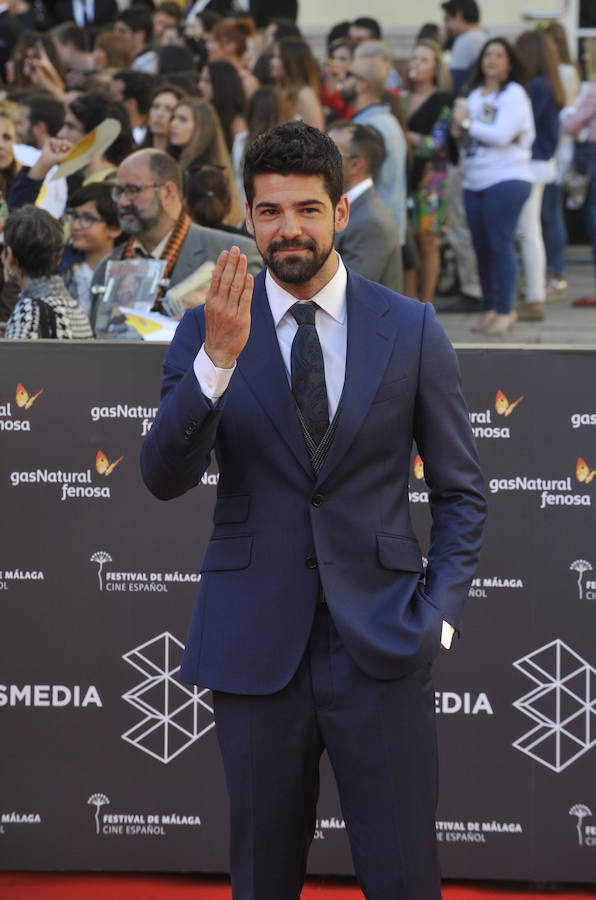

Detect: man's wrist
[204,345,236,370]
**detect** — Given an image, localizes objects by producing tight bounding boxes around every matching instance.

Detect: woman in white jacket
[452,38,534,336]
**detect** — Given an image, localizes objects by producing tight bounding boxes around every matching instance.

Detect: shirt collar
[266,252,347,327]
[345,178,373,205]
[131,229,172,259]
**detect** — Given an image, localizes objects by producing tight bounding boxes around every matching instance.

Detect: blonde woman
[403,39,453,302]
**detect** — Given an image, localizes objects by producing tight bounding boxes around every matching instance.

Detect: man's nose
[279,211,301,238]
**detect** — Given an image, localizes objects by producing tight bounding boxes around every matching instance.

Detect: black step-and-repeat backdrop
[1,342,596,882]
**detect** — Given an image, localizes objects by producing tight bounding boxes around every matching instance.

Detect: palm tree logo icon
[569,804,592,846]
[90,551,112,591]
[87,794,110,834]
[569,560,593,600]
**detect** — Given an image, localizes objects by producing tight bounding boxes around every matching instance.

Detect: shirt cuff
[441,621,455,650]
[193,344,235,401]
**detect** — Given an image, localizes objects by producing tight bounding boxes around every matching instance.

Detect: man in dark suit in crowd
[48,0,117,27]
[141,122,486,899]
[329,121,402,291]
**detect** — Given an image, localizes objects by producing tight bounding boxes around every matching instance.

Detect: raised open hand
[203,246,253,369]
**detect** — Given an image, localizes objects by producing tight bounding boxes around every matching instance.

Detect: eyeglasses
[110,183,164,202]
[65,209,106,228]
[345,70,366,81]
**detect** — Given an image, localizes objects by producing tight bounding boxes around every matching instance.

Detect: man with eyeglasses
[89,148,260,334]
[340,57,408,248]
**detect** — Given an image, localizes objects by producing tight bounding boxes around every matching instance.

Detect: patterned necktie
[290,301,329,447]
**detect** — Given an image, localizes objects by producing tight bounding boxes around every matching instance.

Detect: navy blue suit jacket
[141,268,486,694]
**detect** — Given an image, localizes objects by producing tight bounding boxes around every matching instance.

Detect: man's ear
[3,245,16,268]
[334,194,349,235]
[245,201,255,236]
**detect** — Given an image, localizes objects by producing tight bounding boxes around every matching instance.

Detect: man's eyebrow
[254,199,326,210]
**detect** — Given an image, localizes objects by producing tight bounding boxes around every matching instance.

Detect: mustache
[268,237,316,253]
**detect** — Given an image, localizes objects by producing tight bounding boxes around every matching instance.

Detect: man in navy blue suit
[141,122,486,899]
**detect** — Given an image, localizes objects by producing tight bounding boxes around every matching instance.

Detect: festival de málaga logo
[569,804,596,847]
[90,550,201,593]
[468,389,524,440]
[569,559,595,600]
[86,790,202,836]
[0,383,44,432]
[9,448,123,501]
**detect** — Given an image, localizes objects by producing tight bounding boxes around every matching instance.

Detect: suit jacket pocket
[213,494,250,524]
[371,375,409,405]
[201,535,253,571]
[377,533,423,572]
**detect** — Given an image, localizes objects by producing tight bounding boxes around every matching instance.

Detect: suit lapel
[315,270,398,483]
[236,272,313,477]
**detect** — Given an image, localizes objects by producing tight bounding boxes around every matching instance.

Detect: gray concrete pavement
[433,246,596,347]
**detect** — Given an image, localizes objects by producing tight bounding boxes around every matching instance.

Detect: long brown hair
[167,98,242,224]
[515,29,566,110]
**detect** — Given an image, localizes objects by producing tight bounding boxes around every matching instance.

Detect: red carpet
[1,874,595,899]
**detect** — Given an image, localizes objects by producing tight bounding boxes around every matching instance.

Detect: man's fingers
[238,273,253,316]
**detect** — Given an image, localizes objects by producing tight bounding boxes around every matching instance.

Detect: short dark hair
[329,121,385,177]
[68,182,120,229]
[147,149,183,195]
[243,121,343,210]
[69,92,135,165]
[155,2,183,20]
[114,71,155,115]
[4,205,63,277]
[24,93,64,136]
[440,0,480,24]
[326,20,351,51]
[351,17,382,39]
[116,5,153,40]
[51,22,89,51]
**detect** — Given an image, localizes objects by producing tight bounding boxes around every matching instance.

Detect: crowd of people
[0,0,594,339]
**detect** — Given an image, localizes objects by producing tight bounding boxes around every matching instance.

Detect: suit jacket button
[312,493,323,507]
[183,422,197,440]
[305,556,318,569]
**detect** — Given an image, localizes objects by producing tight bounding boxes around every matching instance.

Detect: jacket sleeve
[413,303,487,634]
[140,307,226,500]
[7,169,42,210]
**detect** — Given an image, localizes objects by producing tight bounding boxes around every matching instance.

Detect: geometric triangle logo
[513,639,596,772]
[121,631,215,764]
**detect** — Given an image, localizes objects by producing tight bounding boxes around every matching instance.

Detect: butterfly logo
[576,457,596,485]
[96,450,123,477]
[15,383,43,409]
[495,390,523,417]
[413,455,424,480]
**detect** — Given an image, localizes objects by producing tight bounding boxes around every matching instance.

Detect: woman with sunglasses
[59,183,123,318]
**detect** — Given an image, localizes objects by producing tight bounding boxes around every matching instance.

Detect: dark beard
[119,205,162,235]
[339,82,357,104]
[260,236,335,284]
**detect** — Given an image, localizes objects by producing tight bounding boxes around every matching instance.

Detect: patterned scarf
[121,208,191,311]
